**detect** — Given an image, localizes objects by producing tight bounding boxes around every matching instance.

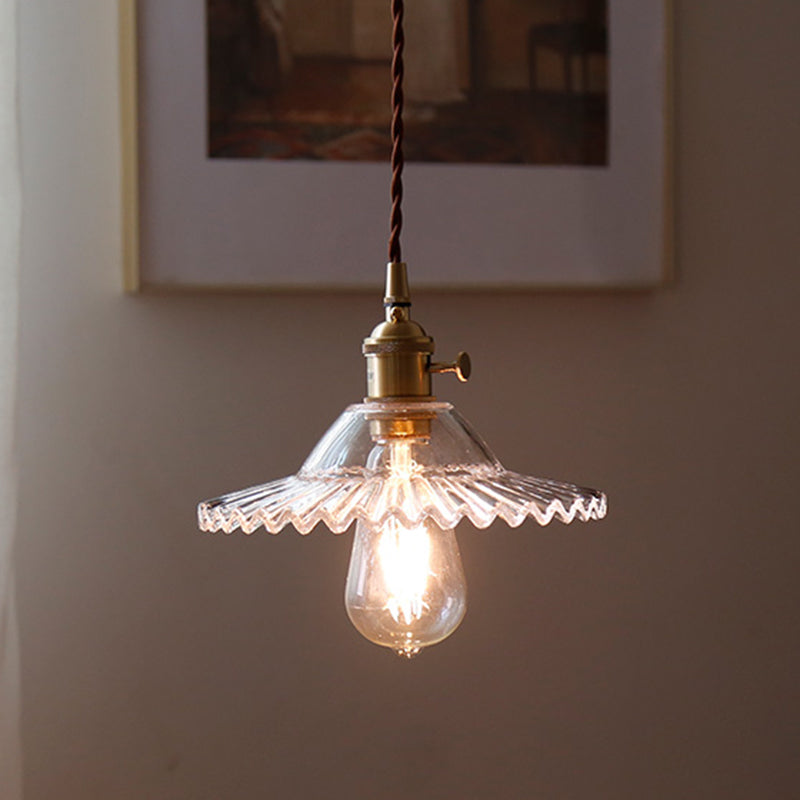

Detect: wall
[17,1,800,799]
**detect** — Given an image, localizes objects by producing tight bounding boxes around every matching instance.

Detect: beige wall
[17,1,800,799]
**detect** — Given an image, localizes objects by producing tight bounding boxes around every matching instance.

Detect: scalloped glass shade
[198,401,607,535]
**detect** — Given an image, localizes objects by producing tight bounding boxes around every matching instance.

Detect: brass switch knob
[429,352,471,383]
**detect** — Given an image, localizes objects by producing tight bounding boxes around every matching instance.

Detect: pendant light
[198,0,607,659]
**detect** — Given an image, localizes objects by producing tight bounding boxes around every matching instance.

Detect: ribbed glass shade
[198,401,606,535]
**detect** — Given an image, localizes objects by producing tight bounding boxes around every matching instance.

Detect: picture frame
[121,0,672,292]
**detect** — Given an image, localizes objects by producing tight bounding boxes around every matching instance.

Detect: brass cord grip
[363,263,471,401]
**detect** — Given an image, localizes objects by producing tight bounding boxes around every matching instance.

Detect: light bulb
[344,439,467,658]
[345,518,467,658]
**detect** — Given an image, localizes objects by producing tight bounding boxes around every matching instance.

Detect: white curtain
[0,0,22,796]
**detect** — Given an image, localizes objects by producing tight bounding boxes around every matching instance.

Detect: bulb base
[365,404,434,442]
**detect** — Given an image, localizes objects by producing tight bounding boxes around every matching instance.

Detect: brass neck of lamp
[363,262,434,400]
[362,263,471,402]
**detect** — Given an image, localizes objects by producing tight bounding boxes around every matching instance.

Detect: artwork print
[207,0,609,166]
[127,0,668,291]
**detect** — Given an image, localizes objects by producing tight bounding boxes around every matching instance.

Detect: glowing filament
[378,521,432,624]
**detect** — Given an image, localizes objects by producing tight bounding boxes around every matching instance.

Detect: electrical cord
[388,0,405,264]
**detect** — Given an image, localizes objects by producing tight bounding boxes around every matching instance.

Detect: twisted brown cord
[388,0,405,264]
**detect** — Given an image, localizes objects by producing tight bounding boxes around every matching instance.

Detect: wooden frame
[121,0,672,292]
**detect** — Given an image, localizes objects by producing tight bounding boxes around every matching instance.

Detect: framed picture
[121,0,672,292]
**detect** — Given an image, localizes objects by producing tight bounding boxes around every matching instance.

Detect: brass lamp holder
[363,262,470,404]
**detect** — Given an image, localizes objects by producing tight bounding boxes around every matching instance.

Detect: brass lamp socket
[362,262,435,401]
[362,262,471,440]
